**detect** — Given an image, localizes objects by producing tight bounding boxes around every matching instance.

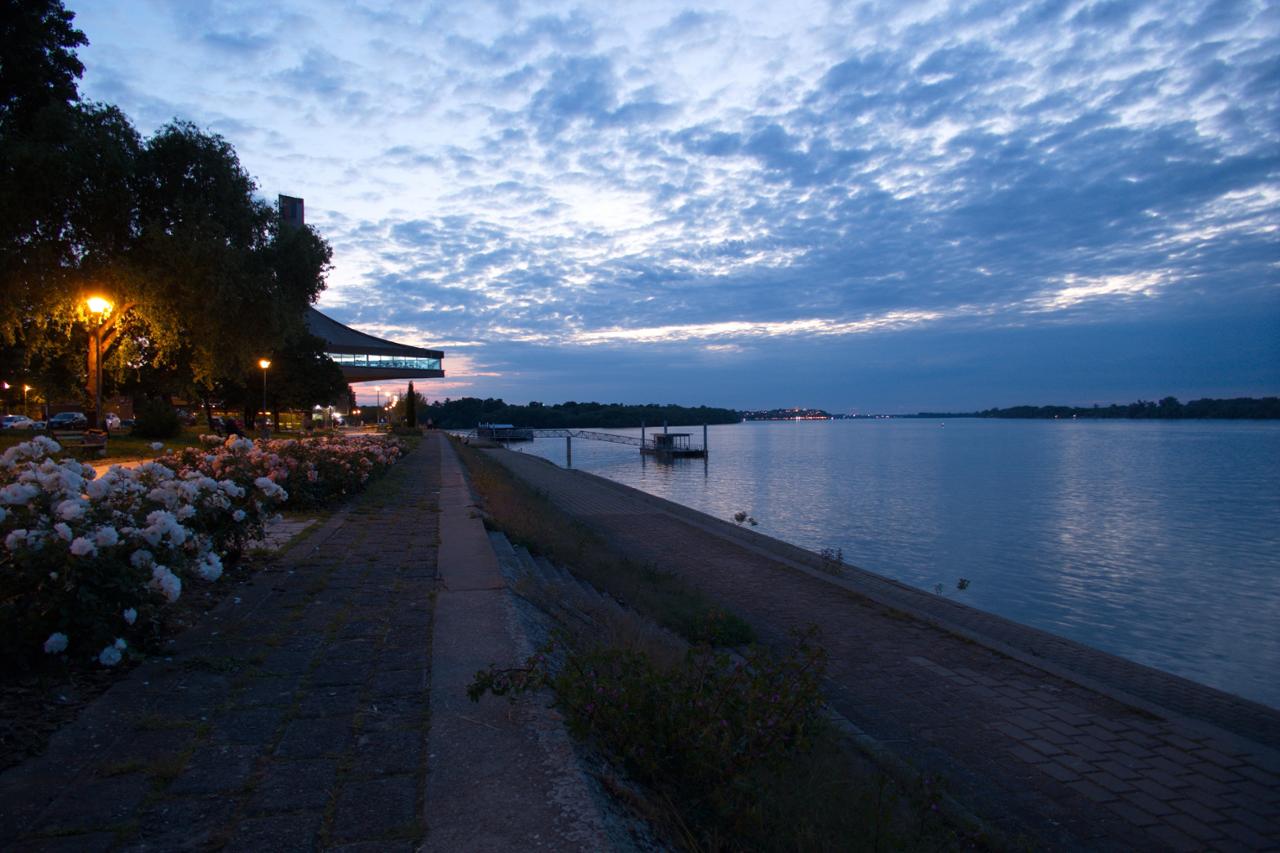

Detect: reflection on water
[513,419,1280,708]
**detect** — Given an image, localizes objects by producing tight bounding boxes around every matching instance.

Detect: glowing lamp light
[258,359,271,420]
[86,296,113,315]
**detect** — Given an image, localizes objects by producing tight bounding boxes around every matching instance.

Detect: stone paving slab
[0,439,441,851]
[423,433,618,852]
[487,447,1280,851]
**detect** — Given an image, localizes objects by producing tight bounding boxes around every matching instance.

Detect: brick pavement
[0,438,441,851]
[487,448,1280,852]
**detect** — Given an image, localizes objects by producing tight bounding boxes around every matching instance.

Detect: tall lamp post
[23,385,31,418]
[79,295,135,430]
[86,297,112,429]
[258,359,271,428]
[375,386,382,424]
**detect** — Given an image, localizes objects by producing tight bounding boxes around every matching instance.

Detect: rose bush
[166,434,403,509]
[1,433,403,669]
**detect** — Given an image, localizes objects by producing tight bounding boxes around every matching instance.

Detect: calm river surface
[511,419,1280,709]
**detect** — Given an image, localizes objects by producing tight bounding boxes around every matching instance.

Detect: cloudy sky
[68,0,1278,412]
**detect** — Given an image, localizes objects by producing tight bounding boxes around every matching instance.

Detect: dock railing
[457,426,708,459]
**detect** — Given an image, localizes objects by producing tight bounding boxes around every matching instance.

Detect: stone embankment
[484,447,1280,852]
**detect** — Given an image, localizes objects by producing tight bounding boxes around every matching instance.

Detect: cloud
[67,0,1280,408]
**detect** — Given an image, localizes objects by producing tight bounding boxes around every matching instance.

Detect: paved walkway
[0,434,610,851]
[426,436,620,851]
[486,449,1280,852]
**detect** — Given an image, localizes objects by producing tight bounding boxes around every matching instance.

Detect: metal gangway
[459,425,708,464]
[528,429,645,447]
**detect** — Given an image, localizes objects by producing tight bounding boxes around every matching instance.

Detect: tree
[405,381,418,427]
[0,0,87,130]
[256,333,347,428]
[131,121,325,392]
[0,102,140,347]
[0,6,335,416]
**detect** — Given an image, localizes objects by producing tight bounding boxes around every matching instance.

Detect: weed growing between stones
[460,440,989,850]
[934,578,972,597]
[471,623,983,851]
[818,546,846,576]
[470,628,831,845]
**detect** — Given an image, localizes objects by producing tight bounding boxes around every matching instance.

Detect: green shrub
[131,399,181,438]
[471,628,828,840]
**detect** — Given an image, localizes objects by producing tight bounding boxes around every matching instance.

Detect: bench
[52,429,109,455]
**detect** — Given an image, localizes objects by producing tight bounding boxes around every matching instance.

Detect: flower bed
[0,433,403,670]
[164,434,403,510]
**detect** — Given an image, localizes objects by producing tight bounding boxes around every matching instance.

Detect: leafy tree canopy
[262,332,348,415]
[0,1,335,412]
[0,0,87,129]
[1,112,332,406]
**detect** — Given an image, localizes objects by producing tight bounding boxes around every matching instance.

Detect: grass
[456,438,991,851]
[453,438,751,646]
[492,584,985,851]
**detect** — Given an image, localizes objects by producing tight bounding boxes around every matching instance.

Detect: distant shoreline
[754,396,1280,421]
[907,396,1279,420]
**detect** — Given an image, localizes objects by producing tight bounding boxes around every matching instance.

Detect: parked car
[31,420,46,431]
[47,411,88,429]
[1,415,35,430]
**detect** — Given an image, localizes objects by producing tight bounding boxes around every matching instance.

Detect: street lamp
[87,296,113,428]
[23,385,31,418]
[375,386,382,422]
[258,359,271,423]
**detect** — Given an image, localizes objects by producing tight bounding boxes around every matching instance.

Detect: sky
[66,0,1279,413]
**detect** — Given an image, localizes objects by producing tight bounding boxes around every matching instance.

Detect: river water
[510,419,1280,709]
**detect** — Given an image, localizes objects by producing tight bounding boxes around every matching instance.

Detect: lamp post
[375,386,382,424]
[258,359,271,426]
[23,385,31,418]
[86,296,112,429]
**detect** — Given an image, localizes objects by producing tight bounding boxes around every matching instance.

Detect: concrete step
[535,554,573,586]
[511,544,545,582]
[486,530,523,584]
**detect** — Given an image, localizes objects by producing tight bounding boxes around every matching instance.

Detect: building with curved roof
[305,307,444,382]
[280,195,445,383]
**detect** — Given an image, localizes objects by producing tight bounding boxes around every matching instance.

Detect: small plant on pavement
[933,578,972,596]
[818,547,846,577]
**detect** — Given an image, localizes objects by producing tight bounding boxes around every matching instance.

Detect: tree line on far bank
[913,397,1280,420]
[421,398,741,430]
